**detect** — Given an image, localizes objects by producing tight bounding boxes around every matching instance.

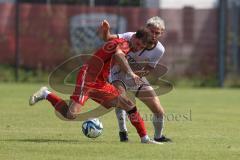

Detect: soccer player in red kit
[29,27,161,144]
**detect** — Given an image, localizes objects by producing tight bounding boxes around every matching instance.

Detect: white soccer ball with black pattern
[82,118,103,138]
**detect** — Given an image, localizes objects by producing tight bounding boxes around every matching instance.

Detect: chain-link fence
[0,0,239,86]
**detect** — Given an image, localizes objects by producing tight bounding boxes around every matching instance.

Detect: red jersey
[85,38,130,82]
[70,38,130,105]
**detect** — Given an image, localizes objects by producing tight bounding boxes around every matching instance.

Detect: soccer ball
[82,118,103,138]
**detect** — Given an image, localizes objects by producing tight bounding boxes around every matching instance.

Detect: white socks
[43,90,51,99]
[115,107,164,139]
[141,135,150,143]
[152,114,164,139]
[115,107,128,132]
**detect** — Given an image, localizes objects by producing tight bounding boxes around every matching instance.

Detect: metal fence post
[218,0,227,87]
[15,0,20,82]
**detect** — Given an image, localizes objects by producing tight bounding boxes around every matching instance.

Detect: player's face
[147,25,164,43]
[130,36,146,52]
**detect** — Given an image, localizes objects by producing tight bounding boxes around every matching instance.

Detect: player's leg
[111,94,161,144]
[112,80,129,142]
[29,87,78,119]
[89,83,161,144]
[29,65,88,120]
[136,85,172,142]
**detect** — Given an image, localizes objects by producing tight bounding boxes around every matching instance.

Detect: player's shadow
[0,138,105,144]
[0,138,85,144]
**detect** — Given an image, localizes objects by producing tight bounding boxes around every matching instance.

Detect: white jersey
[109,32,165,90]
[118,32,165,68]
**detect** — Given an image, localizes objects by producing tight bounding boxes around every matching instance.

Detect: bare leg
[137,85,165,139]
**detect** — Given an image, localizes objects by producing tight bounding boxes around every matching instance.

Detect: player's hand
[97,20,110,40]
[134,70,150,77]
[101,20,110,32]
[129,72,142,86]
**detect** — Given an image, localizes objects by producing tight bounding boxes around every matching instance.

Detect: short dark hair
[135,27,153,45]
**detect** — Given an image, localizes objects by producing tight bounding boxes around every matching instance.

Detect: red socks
[46,93,147,137]
[46,93,69,118]
[127,107,147,138]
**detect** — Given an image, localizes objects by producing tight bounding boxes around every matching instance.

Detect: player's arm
[113,48,135,76]
[99,20,118,41]
[113,48,141,84]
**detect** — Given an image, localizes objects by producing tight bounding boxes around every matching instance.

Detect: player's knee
[152,105,165,115]
[57,108,77,120]
[63,102,82,120]
[66,111,77,120]
[154,112,164,119]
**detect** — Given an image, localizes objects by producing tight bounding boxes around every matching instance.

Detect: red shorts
[70,66,120,108]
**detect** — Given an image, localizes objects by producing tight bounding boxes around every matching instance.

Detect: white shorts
[109,68,151,94]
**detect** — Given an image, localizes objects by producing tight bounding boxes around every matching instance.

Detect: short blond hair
[146,16,165,30]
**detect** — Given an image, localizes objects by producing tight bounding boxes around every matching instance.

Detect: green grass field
[0,83,239,160]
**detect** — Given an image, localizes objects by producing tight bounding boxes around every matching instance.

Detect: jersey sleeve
[148,43,165,68]
[98,38,130,64]
[117,32,135,41]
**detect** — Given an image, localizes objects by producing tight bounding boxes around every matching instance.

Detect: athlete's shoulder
[112,38,130,53]
[144,41,165,58]
[102,38,130,54]
[155,41,165,53]
[110,38,128,43]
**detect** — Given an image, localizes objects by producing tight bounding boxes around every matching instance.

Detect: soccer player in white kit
[100,16,172,142]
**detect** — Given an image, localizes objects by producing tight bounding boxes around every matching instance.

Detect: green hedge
[0,65,49,83]
[0,64,239,87]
